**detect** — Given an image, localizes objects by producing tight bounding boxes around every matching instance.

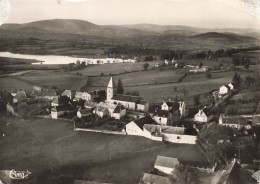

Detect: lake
[0,52,89,64]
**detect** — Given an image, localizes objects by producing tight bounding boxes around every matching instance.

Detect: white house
[194,109,208,123]
[153,110,169,125]
[228,83,234,90]
[74,91,92,101]
[161,101,186,117]
[136,100,149,112]
[125,116,155,136]
[62,89,75,100]
[111,105,126,120]
[219,85,230,96]
[139,173,173,184]
[154,156,180,175]
[51,105,75,119]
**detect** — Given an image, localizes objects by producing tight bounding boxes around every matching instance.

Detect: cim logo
[9,169,31,180]
[252,170,260,183]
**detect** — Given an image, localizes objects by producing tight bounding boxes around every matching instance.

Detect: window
[177,136,181,139]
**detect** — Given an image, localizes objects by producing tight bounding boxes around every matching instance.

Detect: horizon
[3,18,260,31]
[3,0,260,30]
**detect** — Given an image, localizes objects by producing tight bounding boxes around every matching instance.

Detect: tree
[232,72,242,89]
[199,62,203,68]
[117,79,124,94]
[143,63,149,70]
[206,72,212,78]
[193,95,200,106]
[225,104,238,115]
[173,165,199,184]
[244,62,250,70]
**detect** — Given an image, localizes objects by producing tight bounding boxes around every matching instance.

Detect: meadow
[70,61,159,76]
[0,116,206,184]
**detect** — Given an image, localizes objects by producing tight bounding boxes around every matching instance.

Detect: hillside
[0,19,259,51]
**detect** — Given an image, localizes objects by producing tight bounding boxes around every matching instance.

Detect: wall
[143,128,163,141]
[136,104,148,112]
[153,116,168,125]
[125,122,145,136]
[194,116,207,123]
[154,166,174,175]
[163,134,197,144]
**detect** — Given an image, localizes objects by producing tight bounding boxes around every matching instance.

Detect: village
[1,57,260,184]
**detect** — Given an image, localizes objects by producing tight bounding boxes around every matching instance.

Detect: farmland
[0,116,206,184]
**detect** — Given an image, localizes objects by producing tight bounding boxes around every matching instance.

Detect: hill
[0,19,259,51]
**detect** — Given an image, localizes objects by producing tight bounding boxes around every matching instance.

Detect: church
[106,77,149,112]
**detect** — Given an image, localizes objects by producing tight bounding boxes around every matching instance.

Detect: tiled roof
[154,110,169,117]
[161,126,185,135]
[134,116,155,130]
[84,101,97,108]
[112,94,140,103]
[138,100,148,105]
[154,156,180,169]
[179,160,215,169]
[140,173,173,184]
[165,102,174,107]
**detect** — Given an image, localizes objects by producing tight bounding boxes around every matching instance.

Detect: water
[0,52,88,64]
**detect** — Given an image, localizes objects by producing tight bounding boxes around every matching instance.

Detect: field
[84,69,251,105]
[16,71,87,91]
[70,61,159,76]
[0,116,206,184]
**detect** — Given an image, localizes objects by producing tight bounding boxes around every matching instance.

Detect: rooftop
[134,116,156,130]
[31,88,57,97]
[221,115,248,125]
[112,94,140,103]
[140,173,173,184]
[154,109,169,117]
[154,156,180,169]
[113,105,125,113]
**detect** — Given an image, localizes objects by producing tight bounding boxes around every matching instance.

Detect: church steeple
[107,77,116,101]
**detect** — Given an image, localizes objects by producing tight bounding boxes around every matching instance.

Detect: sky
[2,0,260,29]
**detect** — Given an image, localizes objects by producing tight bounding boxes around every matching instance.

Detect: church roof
[112,94,139,103]
[107,77,115,88]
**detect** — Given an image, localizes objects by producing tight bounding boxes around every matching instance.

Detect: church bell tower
[107,77,116,101]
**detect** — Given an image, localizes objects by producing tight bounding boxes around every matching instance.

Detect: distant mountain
[0,19,259,50]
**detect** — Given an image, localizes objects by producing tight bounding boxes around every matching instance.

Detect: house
[62,89,76,100]
[51,104,75,119]
[155,63,160,68]
[77,109,92,118]
[51,96,70,107]
[31,88,58,101]
[139,173,173,184]
[154,156,180,175]
[153,109,169,125]
[74,91,92,101]
[111,105,126,120]
[161,100,186,117]
[125,116,155,136]
[194,109,208,123]
[219,114,250,129]
[136,100,149,112]
[106,77,149,111]
[228,83,234,90]
[94,106,109,118]
[219,85,230,96]
[164,60,169,65]
[13,91,27,103]
[70,99,85,109]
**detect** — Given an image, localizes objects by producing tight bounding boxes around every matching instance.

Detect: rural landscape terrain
[0,1,260,184]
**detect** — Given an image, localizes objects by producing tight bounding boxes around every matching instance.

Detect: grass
[18,70,87,90]
[70,61,159,76]
[86,69,184,87]
[0,77,35,91]
[0,116,206,184]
